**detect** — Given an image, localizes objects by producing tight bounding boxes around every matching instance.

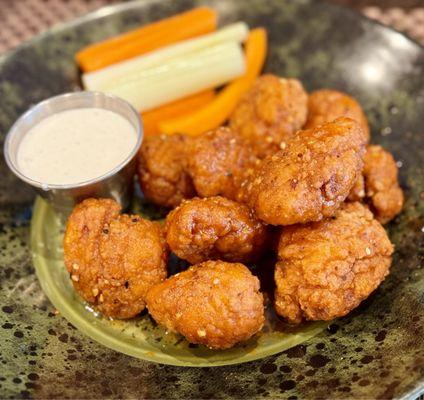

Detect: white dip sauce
[17,108,137,185]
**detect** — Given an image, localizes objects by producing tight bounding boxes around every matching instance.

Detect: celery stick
[82,22,248,91]
[102,41,245,112]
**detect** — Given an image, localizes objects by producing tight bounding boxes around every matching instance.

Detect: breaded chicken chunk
[146,260,264,349]
[242,117,366,225]
[137,134,195,208]
[305,89,370,141]
[229,74,308,158]
[349,145,403,224]
[186,127,258,201]
[63,198,168,319]
[165,196,268,264]
[274,202,393,323]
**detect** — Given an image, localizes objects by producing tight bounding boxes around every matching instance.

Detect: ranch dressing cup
[4,92,143,218]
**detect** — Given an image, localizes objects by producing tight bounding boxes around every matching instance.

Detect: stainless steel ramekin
[4,91,143,217]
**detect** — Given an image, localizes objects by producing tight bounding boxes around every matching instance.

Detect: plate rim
[0,0,423,70]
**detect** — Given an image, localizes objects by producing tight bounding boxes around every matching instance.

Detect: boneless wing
[146,260,264,349]
[137,134,195,208]
[349,145,403,224]
[165,196,268,264]
[63,198,168,319]
[274,202,393,323]
[241,117,367,225]
[186,127,258,201]
[230,74,308,159]
[306,89,370,141]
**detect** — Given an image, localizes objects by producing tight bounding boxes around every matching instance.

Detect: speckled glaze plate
[0,0,423,398]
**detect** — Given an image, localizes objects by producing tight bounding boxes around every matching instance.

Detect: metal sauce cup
[4,91,143,217]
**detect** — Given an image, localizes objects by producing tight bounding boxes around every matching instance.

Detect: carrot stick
[142,90,216,136]
[76,7,217,72]
[159,28,267,136]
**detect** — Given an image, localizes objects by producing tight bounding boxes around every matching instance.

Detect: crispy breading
[63,198,168,319]
[137,134,195,208]
[241,117,366,225]
[229,74,308,158]
[306,89,370,141]
[165,196,268,264]
[274,202,393,323]
[146,260,264,349]
[186,127,258,200]
[349,145,403,224]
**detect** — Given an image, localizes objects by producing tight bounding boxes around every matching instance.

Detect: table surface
[0,0,423,54]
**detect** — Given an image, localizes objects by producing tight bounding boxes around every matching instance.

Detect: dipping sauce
[17,108,137,185]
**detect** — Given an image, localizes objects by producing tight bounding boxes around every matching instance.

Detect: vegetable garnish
[141,90,215,136]
[159,28,267,136]
[101,41,246,112]
[82,22,249,91]
[76,7,217,72]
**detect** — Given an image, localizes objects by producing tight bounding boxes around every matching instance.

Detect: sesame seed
[213,278,220,285]
[176,312,182,319]
[99,294,104,303]
[280,142,286,149]
[92,288,99,297]
[396,160,403,168]
[365,247,372,256]
[421,226,424,233]
[72,263,79,270]
[229,138,236,144]
[197,329,206,337]
[71,275,79,282]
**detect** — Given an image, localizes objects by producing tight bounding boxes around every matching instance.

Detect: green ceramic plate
[1,0,423,398]
[30,196,325,367]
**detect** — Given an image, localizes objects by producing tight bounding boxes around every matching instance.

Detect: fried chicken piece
[165,196,268,264]
[146,260,264,349]
[242,117,366,225]
[137,134,195,208]
[63,198,168,319]
[305,89,370,141]
[348,145,403,224]
[186,127,258,201]
[274,202,393,323]
[229,74,308,159]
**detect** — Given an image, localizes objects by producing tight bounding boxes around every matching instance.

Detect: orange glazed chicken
[63,198,168,319]
[274,202,393,323]
[229,74,308,158]
[165,196,268,264]
[349,145,403,224]
[305,89,370,141]
[146,261,264,349]
[242,117,366,225]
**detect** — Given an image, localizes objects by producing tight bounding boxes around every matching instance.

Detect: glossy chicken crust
[229,74,308,159]
[305,89,370,141]
[349,145,404,224]
[63,198,168,319]
[186,127,259,201]
[275,202,393,323]
[137,134,195,208]
[146,260,265,349]
[165,196,268,264]
[242,117,366,225]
